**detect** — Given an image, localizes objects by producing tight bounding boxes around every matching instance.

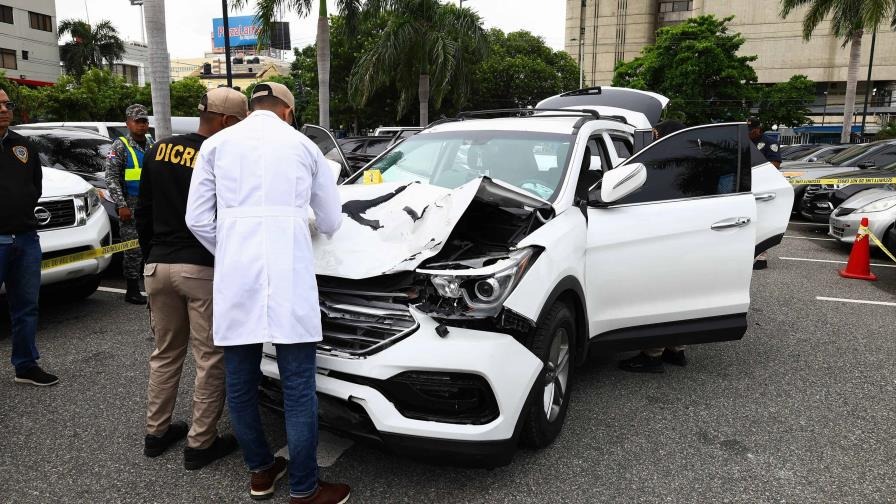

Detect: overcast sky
[55,0,566,61]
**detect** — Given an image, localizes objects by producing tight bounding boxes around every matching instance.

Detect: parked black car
[799,160,896,222]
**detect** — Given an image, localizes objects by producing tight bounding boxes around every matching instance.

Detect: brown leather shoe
[288,481,351,504]
[250,456,288,500]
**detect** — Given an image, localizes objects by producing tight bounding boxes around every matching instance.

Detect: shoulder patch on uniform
[757,142,765,150]
[107,150,118,160]
[12,145,28,164]
[770,144,779,152]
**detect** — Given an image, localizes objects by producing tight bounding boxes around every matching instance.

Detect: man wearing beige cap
[135,87,248,470]
[186,82,348,503]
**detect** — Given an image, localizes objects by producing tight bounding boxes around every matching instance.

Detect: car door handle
[755,192,776,202]
[711,217,751,230]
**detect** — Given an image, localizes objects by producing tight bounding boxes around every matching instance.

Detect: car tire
[70,274,101,300]
[520,302,575,449]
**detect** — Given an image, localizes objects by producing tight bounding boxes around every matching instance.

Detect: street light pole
[222,0,233,88]
[822,91,828,126]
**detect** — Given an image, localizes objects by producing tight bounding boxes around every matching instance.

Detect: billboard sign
[212,16,260,49]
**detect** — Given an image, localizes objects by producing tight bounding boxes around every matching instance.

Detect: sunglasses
[0,101,16,111]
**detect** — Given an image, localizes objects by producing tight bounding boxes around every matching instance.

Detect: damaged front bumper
[260,306,543,467]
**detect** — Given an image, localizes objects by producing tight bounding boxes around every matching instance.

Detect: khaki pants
[144,263,224,449]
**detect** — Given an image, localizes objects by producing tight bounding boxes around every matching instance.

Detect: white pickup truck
[33,167,112,298]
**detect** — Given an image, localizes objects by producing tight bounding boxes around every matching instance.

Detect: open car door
[300,125,353,181]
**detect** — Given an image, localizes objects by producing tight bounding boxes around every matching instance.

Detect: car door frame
[300,124,353,180]
[583,123,757,351]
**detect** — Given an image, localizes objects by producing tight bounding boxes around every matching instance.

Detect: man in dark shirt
[0,88,57,386]
[135,88,247,468]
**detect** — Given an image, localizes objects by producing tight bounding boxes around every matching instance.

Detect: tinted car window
[827,142,880,165]
[364,139,391,155]
[611,136,633,158]
[866,148,896,167]
[17,130,113,174]
[617,124,748,205]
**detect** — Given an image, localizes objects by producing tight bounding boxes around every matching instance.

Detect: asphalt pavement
[0,220,893,503]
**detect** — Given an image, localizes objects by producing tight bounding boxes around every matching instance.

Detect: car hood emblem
[33,206,52,225]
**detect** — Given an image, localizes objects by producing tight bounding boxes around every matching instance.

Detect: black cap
[746,117,761,129]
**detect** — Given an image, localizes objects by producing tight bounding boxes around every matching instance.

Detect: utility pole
[128,0,146,44]
[222,0,233,88]
[860,27,877,139]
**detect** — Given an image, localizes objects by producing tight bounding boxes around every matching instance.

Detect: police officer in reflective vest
[106,104,155,304]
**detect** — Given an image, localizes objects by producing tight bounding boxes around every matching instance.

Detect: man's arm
[185,145,218,254]
[104,140,131,220]
[309,147,343,237]
[134,145,157,260]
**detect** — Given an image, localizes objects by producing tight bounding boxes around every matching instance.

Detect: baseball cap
[746,117,761,129]
[250,82,295,109]
[126,104,149,121]
[198,87,249,119]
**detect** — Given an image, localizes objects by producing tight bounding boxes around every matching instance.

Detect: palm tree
[144,0,172,138]
[781,0,896,143]
[231,0,363,129]
[58,19,126,79]
[350,0,487,126]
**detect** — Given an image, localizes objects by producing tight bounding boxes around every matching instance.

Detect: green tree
[231,0,363,129]
[350,0,488,126]
[612,15,757,125]
[755,75,816,127]
[169,77,208,117]
[58,19,126,80]
[781,0,896,143]
[32,69,139,122]
[468,29,578,110]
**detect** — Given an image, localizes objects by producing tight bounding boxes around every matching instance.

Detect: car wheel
[70,274,101,300]
[520,302,575,449]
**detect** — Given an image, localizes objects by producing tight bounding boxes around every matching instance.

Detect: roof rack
[457,108,602,120]
[559,86,603,97]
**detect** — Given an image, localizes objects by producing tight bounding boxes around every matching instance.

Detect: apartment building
[0,0,59,86]
[565,0,896,121]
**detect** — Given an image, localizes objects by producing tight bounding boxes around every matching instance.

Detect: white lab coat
[185,110,343,346]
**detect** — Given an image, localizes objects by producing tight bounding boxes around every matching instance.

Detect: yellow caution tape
[41,239,140,271]
[861,225,896,264]
[788,177,896,185]
[362,170,383,185]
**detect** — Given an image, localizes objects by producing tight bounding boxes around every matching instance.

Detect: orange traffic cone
[839,217,877,281]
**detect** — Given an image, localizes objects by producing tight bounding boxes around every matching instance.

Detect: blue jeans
[223,343,319,497]
[0,232,42,374]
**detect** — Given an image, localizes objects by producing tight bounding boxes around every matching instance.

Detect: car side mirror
[806,156,818,162]
[857,161,875,169]
[590,163,646,205]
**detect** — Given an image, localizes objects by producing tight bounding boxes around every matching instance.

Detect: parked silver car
[829,188,896,248]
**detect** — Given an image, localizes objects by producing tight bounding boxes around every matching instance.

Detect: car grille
[35,199,77,230]
[834,207,856,217]
[831,225,845,238]
[42,246,91,261]
[803,185,823,198]
[318,289,417,358]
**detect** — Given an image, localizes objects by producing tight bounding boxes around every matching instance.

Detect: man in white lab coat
[186,82,349,504]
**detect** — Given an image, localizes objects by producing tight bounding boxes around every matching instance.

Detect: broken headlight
[418,247,538,317]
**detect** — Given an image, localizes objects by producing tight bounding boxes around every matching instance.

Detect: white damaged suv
[260,87,794,466]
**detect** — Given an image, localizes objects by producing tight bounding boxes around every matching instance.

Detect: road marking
[817,296,896,307]
[275,430,354,467]
[779,257,896,268]
[783,236,836,241]
[97,286,148,295]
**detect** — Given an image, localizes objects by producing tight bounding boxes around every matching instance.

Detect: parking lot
[1,218,893,504]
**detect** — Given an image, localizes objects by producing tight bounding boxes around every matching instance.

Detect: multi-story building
[111,41,149,86]
[0,0,60,86]
[565,0,896,125]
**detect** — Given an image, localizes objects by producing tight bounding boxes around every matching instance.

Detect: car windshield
[356,130,573,201]
[17,130,113,174]
[827,143,879,165]
[782,145,822,160]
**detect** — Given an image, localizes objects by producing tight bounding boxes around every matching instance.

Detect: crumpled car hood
[313,178,550,280]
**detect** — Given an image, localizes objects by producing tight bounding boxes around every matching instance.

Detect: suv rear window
[18,130,113,174]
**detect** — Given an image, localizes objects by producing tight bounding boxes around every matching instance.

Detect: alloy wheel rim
[542,328,570,422]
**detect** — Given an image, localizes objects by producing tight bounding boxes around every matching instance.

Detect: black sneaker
[662,348,687,367]
[125,279,147,305]
[14,366,59,386]
[753,259,768,270]
[619,353,664,373]
[184,434,239,470]
[144,421,188,457]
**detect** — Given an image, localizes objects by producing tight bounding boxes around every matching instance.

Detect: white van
[15,117,199,139]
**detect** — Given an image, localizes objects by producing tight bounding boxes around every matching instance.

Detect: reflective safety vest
[120,136,144,198]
